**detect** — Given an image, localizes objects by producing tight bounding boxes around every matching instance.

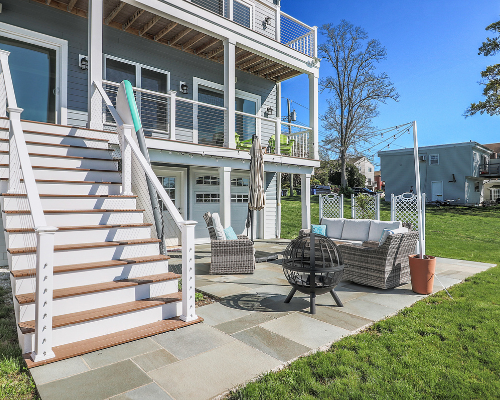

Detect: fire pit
[282,232,344,314]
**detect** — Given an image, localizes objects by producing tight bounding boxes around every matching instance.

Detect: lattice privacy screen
[391,192,426,253]
[351,194,380,220]
[319,194,344,221]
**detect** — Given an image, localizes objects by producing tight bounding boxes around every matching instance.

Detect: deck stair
[0,120,201,367]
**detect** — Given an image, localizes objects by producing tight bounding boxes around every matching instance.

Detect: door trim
[0,22,68,125]
[431,180,443,202]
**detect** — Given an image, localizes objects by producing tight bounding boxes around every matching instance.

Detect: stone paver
[27,240,496,400]
[148,340,281,400]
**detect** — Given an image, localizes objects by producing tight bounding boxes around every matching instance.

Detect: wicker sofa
[203,212,255,275]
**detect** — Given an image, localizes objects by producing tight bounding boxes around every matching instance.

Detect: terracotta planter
[409,255,436,294]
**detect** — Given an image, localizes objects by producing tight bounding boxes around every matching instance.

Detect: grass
[228,196,500,399]
[0,275,38,400]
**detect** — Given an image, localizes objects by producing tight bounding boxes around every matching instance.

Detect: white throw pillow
[378,227,409,246]
[368,220,402,241]
[341,219,371,241]
[321,218,345,239]
[211,213,226,240]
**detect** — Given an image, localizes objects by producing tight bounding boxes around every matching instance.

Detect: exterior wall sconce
[264,16,271,28]
[266,106,274,115]
[180,81,188,94]
[79,55,88,70]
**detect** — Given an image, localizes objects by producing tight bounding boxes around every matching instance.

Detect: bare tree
[319,20,399,187]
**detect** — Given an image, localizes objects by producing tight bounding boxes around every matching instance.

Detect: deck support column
[308,72,319,160]
[87,0,103,130]
[220,166,232,228]
[224,39,236,149]
[301,173,311,229]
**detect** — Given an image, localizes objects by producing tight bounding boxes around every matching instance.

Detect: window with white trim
[196,193,220,203]
[231,194,249,203]
[196,175,220,185]
[429,154,439,165]
[231,178,249,187]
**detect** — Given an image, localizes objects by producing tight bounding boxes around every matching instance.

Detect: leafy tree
[329,162,366,188]
[465,19,500,116]
[319,20,399,187]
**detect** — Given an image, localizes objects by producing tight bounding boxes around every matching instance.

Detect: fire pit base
[284,286,343,314]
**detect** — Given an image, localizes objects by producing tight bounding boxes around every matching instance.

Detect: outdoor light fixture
[180,81,188,94]
[266,106,274,115]
[264,16,271,28]
[79,55,88,70]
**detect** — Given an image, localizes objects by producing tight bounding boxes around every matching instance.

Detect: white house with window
[348,156,375,190]
[379,142,492,204]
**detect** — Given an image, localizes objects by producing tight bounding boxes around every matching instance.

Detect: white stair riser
[17,279,178,322]
[37,182,122,195]
[2,197,136,211]
[13,259,169,295]
[29,154,118,171]
[10,242,160,270]
[5,211,143,229]
[6,226,151,248]
[0,130,109,149]
[0,166,122,182]
[21,301,181,353]
[0,142,114,159]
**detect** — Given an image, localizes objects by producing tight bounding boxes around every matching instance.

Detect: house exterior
[374,170,383,191]
[379,142,492,204]
[481,143,500,202]
[0,0,320,364]
[348,156,375,190]
[0,0,320,250]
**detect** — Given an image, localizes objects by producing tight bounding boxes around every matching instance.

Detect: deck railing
[0,50,57,362]
[94,81,198,323]
[185,0,317,57]
[280,121,313,159]
[479,162,500,176]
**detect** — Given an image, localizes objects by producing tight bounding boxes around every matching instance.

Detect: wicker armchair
[338,232,418,289]
[203,212,255,275]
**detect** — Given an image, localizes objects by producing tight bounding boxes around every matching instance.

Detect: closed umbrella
[247,134,265,241]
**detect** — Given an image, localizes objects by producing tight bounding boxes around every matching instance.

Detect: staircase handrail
[0,49,57,362]
[93,81,198,323]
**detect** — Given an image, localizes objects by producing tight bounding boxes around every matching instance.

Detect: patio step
[24,316,203,368]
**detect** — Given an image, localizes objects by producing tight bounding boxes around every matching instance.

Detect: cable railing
[94,81,198,323]
[280,121,313,159]
[0,49,57,362]
[280,11,316,58]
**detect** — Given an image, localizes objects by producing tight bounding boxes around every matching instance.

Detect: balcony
[104,80,315,159]
[479,162,500,177]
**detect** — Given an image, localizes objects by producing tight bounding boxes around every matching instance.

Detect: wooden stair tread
[0,137,112,151]
[23,316,203,368]
[15,272,180,304]
[18,292,183,334]
[1,193,136,198]
[11,254,170,277]
[0,150,118,162]
[5,222,152,233]
[0,164,119,173]
[0,127,110,142]
[4,209,145,214]
[8,238,161,254]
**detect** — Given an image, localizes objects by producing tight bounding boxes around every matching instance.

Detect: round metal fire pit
[282,232,344,314]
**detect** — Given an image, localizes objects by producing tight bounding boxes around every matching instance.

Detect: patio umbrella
[247,134,265,241]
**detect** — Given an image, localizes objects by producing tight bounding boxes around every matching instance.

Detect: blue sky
[279,0,500,166]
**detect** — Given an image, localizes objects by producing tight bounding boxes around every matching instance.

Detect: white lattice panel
[352,194,379,220]
[320,194,343,220]
[392,193,420,231]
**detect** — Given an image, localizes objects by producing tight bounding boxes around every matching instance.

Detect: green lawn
[230,196,500,399]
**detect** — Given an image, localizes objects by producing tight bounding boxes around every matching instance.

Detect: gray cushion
[321,218,345,239]
[368,220,402,241]
[211,213,226,240]
[379,227,409,246]
[341,219,371,241]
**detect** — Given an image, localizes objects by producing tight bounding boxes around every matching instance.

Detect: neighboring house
[348,156,375,190]
[378,142,492,204]
[0,0,320,246]
[374,170,384,191]
[481,143,500,202]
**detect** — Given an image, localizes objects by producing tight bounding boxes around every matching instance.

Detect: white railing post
[227,0,233,20]
[376,193,381,220]
[119,124,133,195]
[7,107,23,194]
[275,119,281,155]
[390,193,395,221]
[169,91,176,140]
[32,226,58,362]
[340,194,344,218]
[0,58,6,118]
[319,194,323,222]
[313,26,318,58]
[224,39,236,148]
[87,0,104,130]
[275,4,281,42]
[180,220,197,322]
[351,194,355,219]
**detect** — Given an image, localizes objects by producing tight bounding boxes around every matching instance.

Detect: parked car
[353,187,376,196]
[311,185,332,195]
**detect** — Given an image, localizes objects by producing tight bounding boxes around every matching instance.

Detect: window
[368,167,372,172]
[367,178,372,185]
[196,176,220,185]
[429,154,439,165]
[231,178,249,187]
[196,193,220,203]
[161,177,176,205]
[231,194,249,203]
[233,1,253,29]
[475,182,480,192]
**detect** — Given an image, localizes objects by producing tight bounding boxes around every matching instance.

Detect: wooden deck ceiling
[36,0,302,82]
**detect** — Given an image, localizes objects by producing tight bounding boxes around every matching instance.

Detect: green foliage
[466,17,500,117]
[338,185,353,196]
[329,163,366,188]
[354,193,373,218]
